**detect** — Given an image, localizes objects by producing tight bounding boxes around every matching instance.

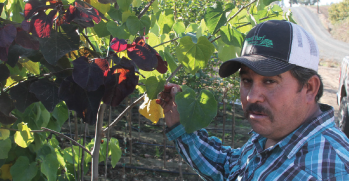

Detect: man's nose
[246,84,265,103]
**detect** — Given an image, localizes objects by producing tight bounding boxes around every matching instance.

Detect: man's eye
[242,78,251,83]
[265,80,275,84]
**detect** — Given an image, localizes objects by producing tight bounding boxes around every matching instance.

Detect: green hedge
[329,0,349,23]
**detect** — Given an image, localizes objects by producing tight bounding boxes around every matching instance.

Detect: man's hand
[156,83,181,127]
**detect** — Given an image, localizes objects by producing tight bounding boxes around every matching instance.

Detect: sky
[282,0,343,6]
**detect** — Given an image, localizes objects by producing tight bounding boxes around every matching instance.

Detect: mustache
[244,103,274,121]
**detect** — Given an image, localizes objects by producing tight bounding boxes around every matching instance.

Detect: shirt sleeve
[166,124,243,181]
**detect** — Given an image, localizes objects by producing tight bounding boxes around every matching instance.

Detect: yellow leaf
[139,95,164,124]
[0,164,13,180]
[0,129,10,140]
[14,122,34,148]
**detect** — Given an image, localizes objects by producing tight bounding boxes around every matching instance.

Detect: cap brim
[219,55,296,77]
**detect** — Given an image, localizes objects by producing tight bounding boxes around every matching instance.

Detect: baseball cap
[219,20,319,77]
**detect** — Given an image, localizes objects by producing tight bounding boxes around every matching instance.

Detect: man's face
[239,65,308,140]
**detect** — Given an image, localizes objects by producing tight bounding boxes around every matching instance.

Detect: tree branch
[165,64,183,84]
[103,95,145,133]
[1,127,45,133]
[41,127,92,155]
[138,0,156,19]
[82,32,97,53]
[153,37,180,49]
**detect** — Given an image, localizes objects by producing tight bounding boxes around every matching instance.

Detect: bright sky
[282,0,343,6]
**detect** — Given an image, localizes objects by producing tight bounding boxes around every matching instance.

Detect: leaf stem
[41,127,92,155]
[138,0,156,19]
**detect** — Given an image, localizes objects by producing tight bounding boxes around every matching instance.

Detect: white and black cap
[219,20,319,77]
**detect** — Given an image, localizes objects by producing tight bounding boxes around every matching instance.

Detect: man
[160,20,349,180]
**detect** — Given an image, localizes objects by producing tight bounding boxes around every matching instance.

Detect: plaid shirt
[166,104,349,181]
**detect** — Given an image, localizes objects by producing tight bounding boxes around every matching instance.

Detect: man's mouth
[248,111,268,119]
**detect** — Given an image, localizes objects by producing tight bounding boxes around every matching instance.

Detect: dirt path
[318,65,340,117]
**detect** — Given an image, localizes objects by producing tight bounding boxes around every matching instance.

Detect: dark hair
[289,66,323,102]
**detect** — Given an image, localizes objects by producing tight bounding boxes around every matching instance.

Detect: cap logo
[245,35,273,48]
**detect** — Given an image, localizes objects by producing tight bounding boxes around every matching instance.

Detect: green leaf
[11,1,24,23]
[6,64,26,81]
[225,3,235,11]
[108,7,122,22]
[109,137,121,168]
[185,23,199,33]
[173,21,185,37]
[156,9,174,34]
[54,148,66,168]
[39,24,79,65]
[41,153,59,181]
[90,0,110,14]
[126,15,141,35]
[150,22,160,36]
[217,40,241,62]
[175,86,217,133]
[145,76,166,100]
[49,135,59,149]
[152,0,159,13]
[146,32,161,51]
[176,36,215,74]
[10,156,38,181]
[94,20,111,38]
[14,122,34,148]
[220,24,244,47]
[159,48,177,73]
[122,10,135,22]
[0,138,11,159]
[52,102,69,127]
[0,128,10,140]
[196,19,208,39]
[140,16,151,35]
[20,60,40,75]
[204,2,227,34]
[116,0,132,12]
[107,22,131,39]
[132,0,142,8]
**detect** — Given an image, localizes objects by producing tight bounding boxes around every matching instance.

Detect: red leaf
[0,24,17,48]
[24,0,54,20]
[75,1,103,24]
[65,5,76,23]
[21,20,31,32]
[103,57,138,107]
[155,53,168,74]
[110,38,128,52]
[15,30,40,50]
[30,10,57,38]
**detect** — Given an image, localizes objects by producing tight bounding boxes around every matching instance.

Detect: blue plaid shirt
[166,104,349,180]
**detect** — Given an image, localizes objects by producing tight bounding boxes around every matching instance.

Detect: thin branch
[138,0,156,19]
[41,127,92,155]
[153,37,180,49]
[1,127,45,133]
[103,95,145,133]
[82,32,97,53]
[165,64,183,84]
[3,68,73,92]
[210,35,221,43]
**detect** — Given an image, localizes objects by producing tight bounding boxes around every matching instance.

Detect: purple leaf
[0,24,17,48]
[9,80,39,112]
[29,78,60,112]
[0,64,10,82]
[72,56,109,91]
[15,30,40,50]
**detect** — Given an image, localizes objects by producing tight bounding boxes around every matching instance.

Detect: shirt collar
[250,104,335,158]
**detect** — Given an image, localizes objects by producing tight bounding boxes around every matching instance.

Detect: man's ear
[304,75,321,103]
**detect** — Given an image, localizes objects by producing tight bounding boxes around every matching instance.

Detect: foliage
[0,0,292,179]
[329,0,349,23]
